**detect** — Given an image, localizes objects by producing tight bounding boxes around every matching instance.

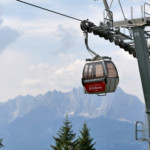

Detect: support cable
[118,0,127,20]
[110,0,114,8]
[16,0,82,22]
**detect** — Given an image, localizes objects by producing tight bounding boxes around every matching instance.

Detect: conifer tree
[51,116,78,150]
[77,123,96,150]
[0,138,4,148]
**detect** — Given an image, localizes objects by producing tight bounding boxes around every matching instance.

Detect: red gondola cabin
[82,57,119,95]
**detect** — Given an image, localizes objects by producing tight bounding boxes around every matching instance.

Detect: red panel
[84,81,106,94]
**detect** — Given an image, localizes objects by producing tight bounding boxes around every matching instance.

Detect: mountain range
[0,87,147,150]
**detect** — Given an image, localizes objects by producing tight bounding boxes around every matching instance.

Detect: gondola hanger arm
[84,32,102,59]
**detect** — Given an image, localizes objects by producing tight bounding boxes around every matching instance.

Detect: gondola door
[82,61,107,94]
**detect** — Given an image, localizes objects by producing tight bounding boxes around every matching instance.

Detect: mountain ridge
[0,87,147,150]
[0,87,145,124]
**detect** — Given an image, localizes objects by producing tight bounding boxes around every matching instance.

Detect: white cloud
[119,118,133,124]
[0,0,147,103]
[0,50,85,102]
[0,16,20,53]
[0,0,12,4]
[111,50,144,102]
[78,112,90,118]
[0,48,145,103]
[0,26,20,52]
[64,112,75,117]
[2,16,81,39]
[23,59,85,94]
[22,79,42,87]
[0,49,32,102]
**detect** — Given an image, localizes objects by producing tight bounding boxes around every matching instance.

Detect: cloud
[0,0,12,4]
[52,24,81,53]
[0,18,2,25]
[0,56,85,102]
[0,14,20,54]
[0,26,20,53]
[22,79,42,88]
[0,49,32,102]
[0,0,146,103]
[21,60,85,94]
[53,59,84,89]
[0,48,144,103]
[111,50,144,102]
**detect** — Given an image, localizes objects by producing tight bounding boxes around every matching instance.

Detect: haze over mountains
[0,87,146,150]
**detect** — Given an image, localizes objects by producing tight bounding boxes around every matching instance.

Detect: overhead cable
[118,0,127,20]
[16,0,82,22]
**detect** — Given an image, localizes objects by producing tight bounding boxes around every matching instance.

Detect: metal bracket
[145,110,150,113]
[84,32,102,59]
[97,93,106,96]
[103,9,113,27]
[135,121,149,142]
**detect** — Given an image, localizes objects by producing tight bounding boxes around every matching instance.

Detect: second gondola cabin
[82,57,119,95]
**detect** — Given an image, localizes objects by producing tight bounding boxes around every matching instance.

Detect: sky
[0,0,149,102]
